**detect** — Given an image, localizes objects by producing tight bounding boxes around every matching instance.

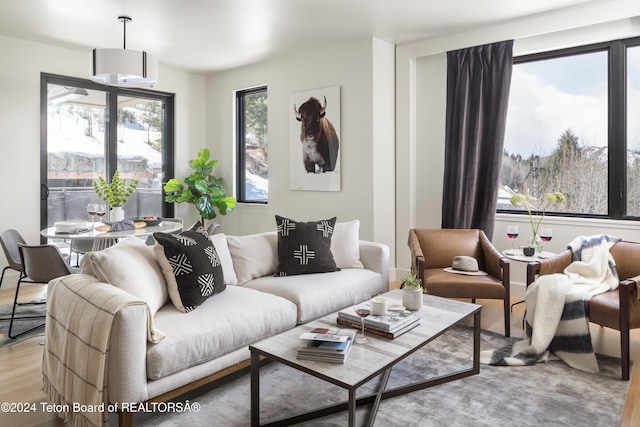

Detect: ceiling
[0,0,603,74]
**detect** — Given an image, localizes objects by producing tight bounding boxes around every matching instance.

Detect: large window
[41,73,174,229]
[499,37,640,219]
[236,86,268,203]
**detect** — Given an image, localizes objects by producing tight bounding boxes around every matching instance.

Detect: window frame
[40,73,175,232]
[497,36,640,220]
[235,85,268,204]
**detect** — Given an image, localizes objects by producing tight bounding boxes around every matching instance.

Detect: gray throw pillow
[274,215,339,276]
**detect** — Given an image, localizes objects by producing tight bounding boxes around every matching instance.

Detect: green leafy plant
[510,191,565,250]
[164,148,237,222]
[401,271,428,294]
[93,170,139,207]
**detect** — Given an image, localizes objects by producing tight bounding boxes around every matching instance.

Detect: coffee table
[249,288,481,427]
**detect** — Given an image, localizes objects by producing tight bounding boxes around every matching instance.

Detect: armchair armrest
[407,229,425,283]
[526,250,572,287]
[479,231,508,281]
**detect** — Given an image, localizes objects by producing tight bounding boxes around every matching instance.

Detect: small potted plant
[93,170,139,221]
[401,271,427,311]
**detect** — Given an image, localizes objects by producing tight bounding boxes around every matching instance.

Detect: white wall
[205,37,397,264]
[0,34,206,284]
[396,1,640,285]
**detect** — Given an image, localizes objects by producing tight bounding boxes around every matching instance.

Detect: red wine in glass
[95,204,106,222]
[355,308,371,318]
[353,293,371,344]
[506,225,519,253]
[539,228,552,251]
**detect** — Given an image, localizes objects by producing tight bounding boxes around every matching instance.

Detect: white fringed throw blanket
[42,274,164,427]
[481,234,621,373]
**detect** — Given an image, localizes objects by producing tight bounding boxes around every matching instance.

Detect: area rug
[0,303,46,347]
[136,325,630,427]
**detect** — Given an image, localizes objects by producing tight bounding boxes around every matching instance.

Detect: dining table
[41,219,183,250]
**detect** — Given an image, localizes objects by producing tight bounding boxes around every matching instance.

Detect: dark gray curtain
[441,40,513,240]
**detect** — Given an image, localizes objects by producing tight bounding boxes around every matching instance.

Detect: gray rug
[134,325,630,427]
[0,303,46,347]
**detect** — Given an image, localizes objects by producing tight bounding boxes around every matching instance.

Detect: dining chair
[8,244,77,338]
[0,229,26,290]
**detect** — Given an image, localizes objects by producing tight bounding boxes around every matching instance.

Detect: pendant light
[90,16,158,88]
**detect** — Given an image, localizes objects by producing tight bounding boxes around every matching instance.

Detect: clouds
[504,58,608,158]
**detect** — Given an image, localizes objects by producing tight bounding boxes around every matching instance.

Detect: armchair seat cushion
[423,268,506,300]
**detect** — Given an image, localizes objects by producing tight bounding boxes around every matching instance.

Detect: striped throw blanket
[42,274,164,427]
[481,234,621,373]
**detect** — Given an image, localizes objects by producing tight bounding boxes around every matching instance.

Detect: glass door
[41,74,174,233]
[44,82,108,227]
[115,94,166,219]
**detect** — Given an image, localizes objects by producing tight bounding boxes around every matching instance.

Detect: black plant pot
[523,246,535,256]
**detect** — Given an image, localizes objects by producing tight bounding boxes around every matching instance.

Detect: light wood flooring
[0,283,638,426]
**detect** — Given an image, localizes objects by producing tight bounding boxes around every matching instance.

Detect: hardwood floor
[0,283,638,426]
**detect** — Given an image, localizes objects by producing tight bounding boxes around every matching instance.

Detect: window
[236,86,268,203]
[41,73,174,229]
[498,37,640,219]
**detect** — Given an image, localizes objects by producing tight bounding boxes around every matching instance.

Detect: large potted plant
[164,148,237,224]
[93,170,139,221]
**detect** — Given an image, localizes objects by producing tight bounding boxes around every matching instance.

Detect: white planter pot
[402,287,423,311]
[110,206,125,222]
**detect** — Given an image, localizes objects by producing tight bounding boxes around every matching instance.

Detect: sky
[503,46,640,158]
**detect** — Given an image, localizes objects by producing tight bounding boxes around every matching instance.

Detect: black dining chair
[8,244,77,338]
[0,229,27,290]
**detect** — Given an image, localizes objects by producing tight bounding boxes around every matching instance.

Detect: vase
[110,206,124,222]
[402,287,423,311]
[527,235,544,253]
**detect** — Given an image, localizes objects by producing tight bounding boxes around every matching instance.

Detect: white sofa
[43,222,389,426]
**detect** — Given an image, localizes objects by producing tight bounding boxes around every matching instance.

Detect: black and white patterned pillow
[274,215,339,276]
[154,222,225,312]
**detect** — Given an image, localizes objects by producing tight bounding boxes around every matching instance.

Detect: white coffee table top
[249,288,480,388]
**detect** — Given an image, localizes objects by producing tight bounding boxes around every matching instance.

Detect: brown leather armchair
[527,240,640,380]
[408,228,511,337]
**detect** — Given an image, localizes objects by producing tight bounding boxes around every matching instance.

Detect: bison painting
[294,96,340,173]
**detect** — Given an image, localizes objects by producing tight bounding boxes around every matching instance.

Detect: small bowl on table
[132,216,163,227]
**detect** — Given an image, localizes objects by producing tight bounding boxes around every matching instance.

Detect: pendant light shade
[90,16,158,88]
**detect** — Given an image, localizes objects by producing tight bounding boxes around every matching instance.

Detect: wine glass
[506,225,519,254]
[95,204,106,224]
[87,203,98,229]
[539,228,552,253]
[353,293,371,344]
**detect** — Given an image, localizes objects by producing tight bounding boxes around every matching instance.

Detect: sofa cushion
[244,268,385,323]
[227,232,278,285]
[331,220,364,269]
[154,225,226,312]
[274,215,339,276]
[147,286,297,380]
[210,233,238,286]
[81,236,168,316]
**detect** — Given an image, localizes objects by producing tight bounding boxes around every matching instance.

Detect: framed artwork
[289,86,341,191]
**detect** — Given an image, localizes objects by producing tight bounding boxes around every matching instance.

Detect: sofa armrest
[108,302,150,404]
[359,240,390,289]
[47,274,151,404]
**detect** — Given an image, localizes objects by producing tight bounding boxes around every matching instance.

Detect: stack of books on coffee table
[336,307,421,339]
[296,327,358,363]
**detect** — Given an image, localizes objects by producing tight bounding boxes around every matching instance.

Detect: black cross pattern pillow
[154,222,226,312]
[274,215,339,276]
